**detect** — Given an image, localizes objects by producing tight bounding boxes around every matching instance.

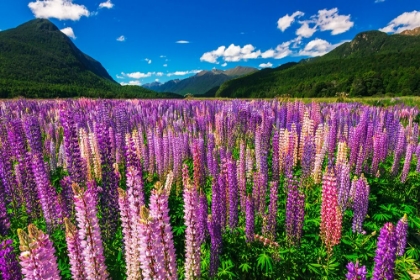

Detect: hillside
[216,30,420,98]
[0,19,178,98]
[143,66,256,95]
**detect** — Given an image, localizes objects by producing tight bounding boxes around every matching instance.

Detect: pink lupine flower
[18,224,60,280]
[64,218,86,280]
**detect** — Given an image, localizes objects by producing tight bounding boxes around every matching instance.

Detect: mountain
[143,66,257,95]
[400,27,420,36]
[0,19,178,99]
[216,30,420,98]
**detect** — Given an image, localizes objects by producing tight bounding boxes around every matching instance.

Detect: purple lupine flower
[227,153,238,229]
[64,218,87,280]
[352,175,370,234]
[197,191,208,244]
[72,183,109,279]
[263,181,278,239]
[94,121,119,239]
[400,143,413,182]
[238,140,247,211]
[395,214,408,256]
[301,136,315,179]
[0,239,22,280]
[193,138,205,188]
[245,195,255,243]
[60,176,74,218]
[373,222,398,280]
[183,180,201,279]
[0,181,10,236]
[60,110,87,186]
[149,173,178,279]
[346,261,367,280]
[337,162,351,213]
[391,126,406,176]
[139,206,166,280]
[285,176,305,246]
[208,214,222,277]
[18,224,60,280]
[272,131,280,181]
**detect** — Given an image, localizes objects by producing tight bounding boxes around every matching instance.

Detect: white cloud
[121,72,152,79]
[167,70,201,77]
[116,35,125,42]
[121,80,141,86]
[163,64,167,67]
[296,21,317,38]
[99,0,113,9]
[299,38,347,57]
[277,11,304,31]
[155,72,164,77]
[176,40,190,44]
[155,79,159,82]
[145,58,152,64]
[200,44,261,63]
[60,27,76,39]
[28,0,89,21]
[379,10,420,33]
[160,55,166,58]
[375,0,385,2]
[315,8,354,35]
[116,74,124,79]
[221,62,227,67]
[259,62,273,68]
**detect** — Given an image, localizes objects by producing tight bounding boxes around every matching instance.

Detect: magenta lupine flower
[138,206,166,280]
[245,195,255,243]
[72,183,109,280]
[183,181,201,280]
[0,239,22,280]
[320,167,342,253]
[64,218,87,280]
[391,126,406,176]
[352,175,370,234]
[285,177,305,246]
[149,172,178,279]
[197,191,208,244]
[400,143,413,182]
[346,261,367,280]
[395,214,408,256]
[193,138,205,188]
[272,131,279,181]
[373,222,398,280]
[117,188,135,278]
[18,224,60,280]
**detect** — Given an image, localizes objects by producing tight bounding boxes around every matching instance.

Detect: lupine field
[0,99,419,280]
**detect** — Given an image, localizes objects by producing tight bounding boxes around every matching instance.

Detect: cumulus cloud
[155,72,164,77]
[277,11,304,31]
[163,64,167,67]
[60,27,76,39]
[380,10,420,33]
[28,0,89,21]
[167,70,201,77]
[200,44,262,63]
[120,80,141,86]
[116,74,124,79]
[315,8,354,35]
[176,40,190,44]
[375,0,385,2]
[296,21,317,38]
[160,55,166,58]
[99,0,113,9]
[116,35,125,42]
[299,38,347,57]
[121,72,152,79]
[145,58,152,64]
[259,62,273,68]
[221,62,227,67]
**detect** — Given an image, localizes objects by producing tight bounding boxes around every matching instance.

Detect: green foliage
[216,31,420,98]
[0,19,181,99]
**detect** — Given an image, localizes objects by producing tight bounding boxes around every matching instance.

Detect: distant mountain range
[216,29,420,98]
[0,19,178,98]
[142,66,257,95]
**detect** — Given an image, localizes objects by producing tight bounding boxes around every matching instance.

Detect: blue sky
[0,0,419,85]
